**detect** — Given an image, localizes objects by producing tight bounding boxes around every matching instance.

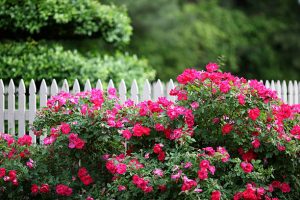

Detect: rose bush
[1,63,300,199]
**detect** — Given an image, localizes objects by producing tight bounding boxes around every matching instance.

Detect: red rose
[61,123,71,134]
[40,184,50,193]
[133,124,151,137]
[78,167,88,178]
[75,138,85,149]
[153,144,163,154]
[8,170,17,180]
[158,151,166,162]
[31,184,39,194]
[197,168,208,180]
[211,190,221,200]
[56,184,72,196]
[280,182,291,193]
[0,168,6,178]
[81,175,94,186]
[206,63,219,72]
[271,181,281,188]
[240,162,253,173]
[116,163,127,175]
[106,160,117,174]
[222,124,233,135]
[248,108,260,121]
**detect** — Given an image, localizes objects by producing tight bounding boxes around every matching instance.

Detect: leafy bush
[1,65,300,199]
[0,41,155,86]
[0,0,132,45]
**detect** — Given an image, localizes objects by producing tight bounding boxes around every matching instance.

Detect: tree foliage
[108,0,300,81]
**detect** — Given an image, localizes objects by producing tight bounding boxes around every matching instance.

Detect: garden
[1,65,300,199]
[1,0,300,199]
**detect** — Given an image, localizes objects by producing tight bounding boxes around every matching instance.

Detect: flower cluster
[1,63,299,199]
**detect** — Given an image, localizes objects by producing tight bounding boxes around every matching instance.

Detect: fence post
[84,80,92,92]
[141,79,151,101]
[293,81,298,104]
[288,81,293,105]
[119,79,127,104]
[39,80,48,143]
[131,80,139,104]
[282,81,287,103]
[275,80,282,99]
[61,79,69,92]
[18,80,26,137]
[29,80,36,143]
[153,79,163,101]
[166,79,176,102]
[51,79,59,97]
[0,80,4,133]
[72,79,81,94]
[7,79,15,135]
[96,79,103,91]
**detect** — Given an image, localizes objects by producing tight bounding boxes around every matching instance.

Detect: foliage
[107,0,300,81]
[0,0,155,86]
[0,41,155,86]
[1,65,300,199]
[0,0,132,46]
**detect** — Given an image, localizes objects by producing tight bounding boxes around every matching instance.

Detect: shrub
[0,41,155,86]
[1,64,300,199]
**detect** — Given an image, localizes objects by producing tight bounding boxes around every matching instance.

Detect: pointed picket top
[166,79,176,102]
[8,79,15,134]
[131,79,139,104]
[141,79,151,101]
[108,79,115,90]
[119,79,127,104]
[275,80,282,99]
[18,79,26,94]
[288,81,294,105]
[84,79,92,92]
[96,79,103,91]
[72,79,80,94]
[293,80,298,104]
[265,80,270,89]
[270,80,275,91]
[40,79,48,95]
[51,79,59,96]
[8,79,15,93]
[282,80,287,103]
[18,79,26,137]
[29,79,36,94]
[153,79,164,101]
[61,79,69,92]
[0,80,4,94]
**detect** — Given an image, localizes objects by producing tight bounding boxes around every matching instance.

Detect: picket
[0,78,300,143]
[18,80,26,137]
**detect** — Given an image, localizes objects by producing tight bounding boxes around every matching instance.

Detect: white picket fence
[0,78,299,143]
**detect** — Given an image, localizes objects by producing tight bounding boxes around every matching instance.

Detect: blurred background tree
[0,0,299,84]
[0,0,155,86]
[105,0,300,81]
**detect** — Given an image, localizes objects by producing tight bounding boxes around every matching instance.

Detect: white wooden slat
[72,79,80,94]
[61,79,69,92]
[39,80,48,143]
[96,79,103,91]
[18,80,26,137]
[84,79,92,92]
[288,81,294,105]
[270,80,276,91]
[0,80,5,132]
[119,79,127,104]
[282,81,288,103]
[141,79,151,101]
[130,80,139,104]
[275,80,282,99]
[294,81,298,104]
[50,79,59,97]
[29,80,36,143]
[265,80,270,89]
[7,79,15,135]
[153,79,163,101]
[107,79,115,91]
[166,79,176,102]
